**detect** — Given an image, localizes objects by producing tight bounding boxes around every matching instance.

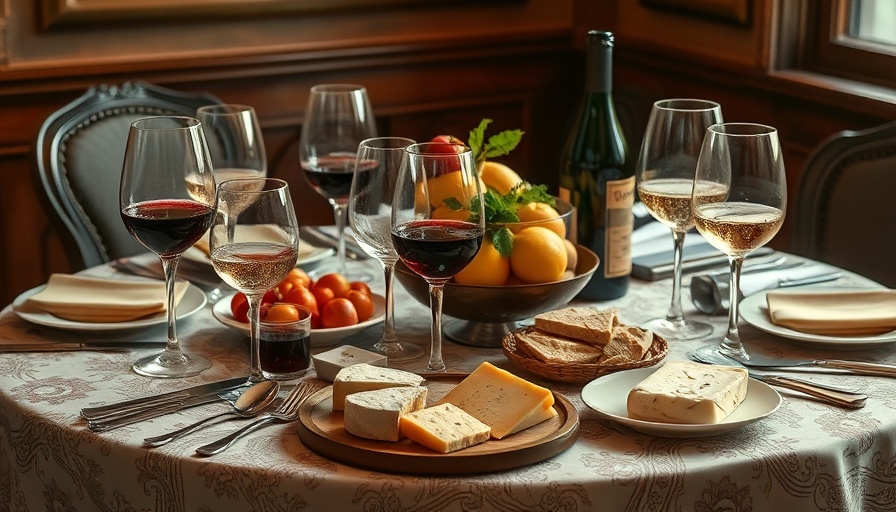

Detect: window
[852,0,896,46]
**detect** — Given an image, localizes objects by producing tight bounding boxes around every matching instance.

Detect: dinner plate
[296,373,579,475]
[581,366,781,438]
[739,287,896,349]
[212,292,385,347]
[11,282,207,332]
[182,240,335,268]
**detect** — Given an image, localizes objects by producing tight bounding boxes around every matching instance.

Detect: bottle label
[604,176,634,278]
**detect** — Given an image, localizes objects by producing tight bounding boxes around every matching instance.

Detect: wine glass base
[132,351,212,378]
[370,340,425,362]
[641,317,714,341]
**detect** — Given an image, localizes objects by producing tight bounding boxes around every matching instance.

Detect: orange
[280,285,319,315]
[314,273,350,297]
[514,202,566,239]
[261,303,301,323]
[311,286,336,309]
[230,292,249,323]
[286,268,312,288]
[509,226,568,284]
[454,239,510,286]
[344,290,375,321]
[479,161,523,195]
[348,281,372,296]
[431,205,471,222]
[321,298,359,328]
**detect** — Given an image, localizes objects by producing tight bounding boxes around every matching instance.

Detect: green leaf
[468,119,492,163]
[516,184,555,206]
[443,197,464,211]
[492,227,514,258]
[485,129,524,158]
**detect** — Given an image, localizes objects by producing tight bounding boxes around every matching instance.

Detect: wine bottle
[559,30,634,301]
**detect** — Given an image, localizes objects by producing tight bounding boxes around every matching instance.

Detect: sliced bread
[514,328,604,364]
[533,307,618,346]
[600,325,654,365]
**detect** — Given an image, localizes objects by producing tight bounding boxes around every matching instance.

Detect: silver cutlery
[0,341,164,353]
[195,382,316,456]
[689,347,868,409]
[143,380,279,447]
[720,347,896,378]
[691,270,843,315]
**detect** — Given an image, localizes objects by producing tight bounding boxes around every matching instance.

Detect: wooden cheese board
[296,372,579,475]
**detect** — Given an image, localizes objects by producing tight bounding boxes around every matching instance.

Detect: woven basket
[502,327,668,384]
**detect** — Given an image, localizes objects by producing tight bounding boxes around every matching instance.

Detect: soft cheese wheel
[437,361,556,439]
[332,364,425,411]
[399,403,491,453]
[626,360,749,424]
[344,386,428,441]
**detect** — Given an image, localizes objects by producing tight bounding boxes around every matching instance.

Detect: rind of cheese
[332,364,425,411]
[436,362,555,439]
[399,403,491,453]
[626,360,749,424]
[344,386,428,441]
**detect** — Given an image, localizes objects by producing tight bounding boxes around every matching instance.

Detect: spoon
[142,380,280,447]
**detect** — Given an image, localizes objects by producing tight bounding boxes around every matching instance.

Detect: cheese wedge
[626,360,749,424]
[436,362,555,439]
[344,386,428,441]
[332,364,425,411]
[399,403,491,453]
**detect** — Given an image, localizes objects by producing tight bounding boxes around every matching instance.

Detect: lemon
[454,239,510,286]
[563,238,578,271]
[417,171,485,209]
[509,226,568,284]
[514,202,566,239]
[480,161,523,195]
[432,205,472,222]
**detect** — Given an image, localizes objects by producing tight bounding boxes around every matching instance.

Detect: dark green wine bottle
[559,30,634,301]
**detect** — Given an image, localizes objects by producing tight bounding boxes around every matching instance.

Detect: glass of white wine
[636,99,723,340]
[210,178,299,383]
[692,123,786,360]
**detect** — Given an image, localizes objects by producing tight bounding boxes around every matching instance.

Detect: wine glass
[120,116,216,378]
[196,104,268,301]
[391,142,485,371]
[348,137,425,362]
[635,99,723,340]
[299,84,377,278]
[692,123,786,360]
[210,178,299,383]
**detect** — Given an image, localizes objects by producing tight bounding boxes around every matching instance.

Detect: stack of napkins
[25,274,189,323]
[766,289,896,336]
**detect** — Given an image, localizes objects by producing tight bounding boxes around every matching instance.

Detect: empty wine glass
[692,123,786,360]
[391,142,485,372]
[120,116,215,378]
[299,84,377,278]
[636,99,722,340]
[210,178,299,383]
[196,104,268,301]
[348,137,425,362]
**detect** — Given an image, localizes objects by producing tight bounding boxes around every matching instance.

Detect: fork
[194,383,316,456]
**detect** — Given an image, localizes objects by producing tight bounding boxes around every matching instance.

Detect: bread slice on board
[533,307,618,346]
[514,328,604,364]
[601,325,654,365]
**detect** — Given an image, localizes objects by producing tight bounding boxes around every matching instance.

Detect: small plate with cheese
[581,364,781,438]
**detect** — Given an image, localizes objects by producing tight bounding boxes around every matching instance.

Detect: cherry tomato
[230,292,249,323]
[344,290,374,321]
[262,290,278,306]
[348,281,372,296]
[287,268,313,288]
[280,285,319,316]
[321,298,359,328]
[261,303,301,323]
[314,273,350,297]
[311,286,336,308]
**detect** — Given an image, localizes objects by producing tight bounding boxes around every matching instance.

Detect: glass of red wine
[209,178,299,383]
[391,141,485,371]
[299,84,377,278]
[120,116,216,378]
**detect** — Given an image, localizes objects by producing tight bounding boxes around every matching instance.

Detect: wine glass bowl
[635,98,723,341]
[119,116,216,378]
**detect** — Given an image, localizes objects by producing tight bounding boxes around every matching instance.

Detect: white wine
[211,241,298,293]
[694,202,783,258]
[638,178,728,232]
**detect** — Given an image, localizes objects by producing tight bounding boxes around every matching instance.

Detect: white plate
[739,287,896,349]
[11,282,207,332]
[182,240,335,268]
[212,292,385,348]
[581,366,781,438]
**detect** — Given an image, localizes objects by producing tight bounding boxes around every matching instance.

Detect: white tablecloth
[1,254,896,511]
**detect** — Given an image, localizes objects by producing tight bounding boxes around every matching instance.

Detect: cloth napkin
[193,226,316,258]
[766,289,896,336]
[24,274,189,323]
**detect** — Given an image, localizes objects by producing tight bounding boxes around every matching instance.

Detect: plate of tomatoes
[212,269,385,347]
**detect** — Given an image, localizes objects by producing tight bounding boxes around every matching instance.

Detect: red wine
[392,219,483,280]
[121,199,214,257]
[302,155,377,202]
[260,333,310,376]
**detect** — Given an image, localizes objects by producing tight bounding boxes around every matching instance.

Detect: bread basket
[502,327,668,384]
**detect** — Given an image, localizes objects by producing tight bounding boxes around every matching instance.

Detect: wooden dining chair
[33,81,221,269]
[793,119,896,287]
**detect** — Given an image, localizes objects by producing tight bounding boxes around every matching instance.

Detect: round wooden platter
[296,373,580,475]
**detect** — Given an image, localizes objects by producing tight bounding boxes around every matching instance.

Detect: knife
[0,341,164,353]
[80,376,248,420]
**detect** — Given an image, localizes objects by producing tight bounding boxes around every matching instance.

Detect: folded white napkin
[194,225,313,258]
[766,289,896,336]
[25,274,189,323]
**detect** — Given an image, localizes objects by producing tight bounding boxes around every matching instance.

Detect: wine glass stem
[427,282,446,372]
[721,256,747,359]
[246,292,264,382]
[160,255,182,353]
[381,262,399,345]
[665,229,687,323]
[331,202,348,275]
